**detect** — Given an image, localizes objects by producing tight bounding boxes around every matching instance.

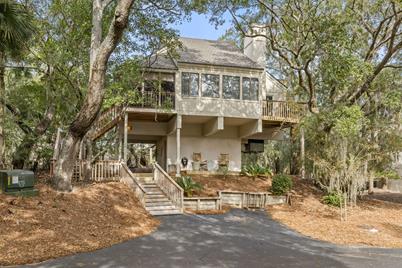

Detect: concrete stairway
[136,173,182,216]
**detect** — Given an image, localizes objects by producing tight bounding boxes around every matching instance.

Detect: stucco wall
[166,135,242,172]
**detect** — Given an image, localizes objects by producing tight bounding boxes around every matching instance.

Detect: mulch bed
[268,177,402,248]
[0,181,159,266]
[190,174,271,197]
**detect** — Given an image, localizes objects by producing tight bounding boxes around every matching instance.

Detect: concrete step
[146,191,165,195]
[146,194,166,198]
[145,201,173,207]
[149,209,182,216]
[146,205,177,210]
[145,197,170,203]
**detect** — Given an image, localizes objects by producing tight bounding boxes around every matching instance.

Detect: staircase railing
[120,163,147,206]
[91,105,124,140]
[153,163,184,212]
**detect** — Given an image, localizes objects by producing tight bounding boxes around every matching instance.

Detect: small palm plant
[176,176,202,197]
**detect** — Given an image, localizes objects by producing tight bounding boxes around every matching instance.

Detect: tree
[0,0,35,168]
[52,0,135,191]
[206,0,402,205]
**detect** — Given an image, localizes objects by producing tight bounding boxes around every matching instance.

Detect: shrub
[323,192,343,207]
[271,174,292,195]
[241,164,272,178]
[176,176,202,197]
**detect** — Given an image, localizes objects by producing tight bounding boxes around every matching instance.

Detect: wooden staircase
[136,173,182,216]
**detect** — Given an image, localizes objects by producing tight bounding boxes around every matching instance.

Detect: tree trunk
[0,52,5,168]
[52,0,134,191]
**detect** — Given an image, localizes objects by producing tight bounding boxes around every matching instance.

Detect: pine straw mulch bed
[267,177,402,248]
[0,181,160,266]
[189,174,272,197]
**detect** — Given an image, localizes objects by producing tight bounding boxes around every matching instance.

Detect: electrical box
[0,170,38,197]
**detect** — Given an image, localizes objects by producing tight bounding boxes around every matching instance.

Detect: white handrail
[153,163,184,211]
[154,163,183,191]
[121,163,147,206]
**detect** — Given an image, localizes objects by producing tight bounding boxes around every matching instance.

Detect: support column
[118,123,123,161]
[300,127,305,179]
[123,113,128,162]
[176,127,181,177]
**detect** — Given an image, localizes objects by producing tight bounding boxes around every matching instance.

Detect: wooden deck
[262,100,306,123]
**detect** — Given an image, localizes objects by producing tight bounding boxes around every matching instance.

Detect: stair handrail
[153,163,184,212]
[120,163,147,206]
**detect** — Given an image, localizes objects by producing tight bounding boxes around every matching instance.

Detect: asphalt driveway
[22,209,402,268]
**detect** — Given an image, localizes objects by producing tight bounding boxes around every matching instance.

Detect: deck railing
[132,91,175,109]
[50,160,121,182]
[262,100,306,123]
[153,163,184,212]
[92,105,124,140]
[120,163,146,206]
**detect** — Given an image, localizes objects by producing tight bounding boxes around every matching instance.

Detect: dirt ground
[0,181,159,266]
[190,174,271,196]
[268,177,402,248]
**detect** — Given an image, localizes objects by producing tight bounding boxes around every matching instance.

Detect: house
[92,28,305,178]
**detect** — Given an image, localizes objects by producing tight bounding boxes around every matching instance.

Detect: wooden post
[123,112,128,162]
[300,127,305,179]
[176,127,181,177]
[118,123,123,161]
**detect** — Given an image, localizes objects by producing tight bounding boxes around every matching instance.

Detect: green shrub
[271,174,292,195]
[241,164,272,178]
[176,176,202,197]
[322,192,343,207]
[375,170,400,180]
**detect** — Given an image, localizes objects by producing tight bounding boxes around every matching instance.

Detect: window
[242,77,259,100]
[144,80,158,92]
[161,81,174,93]
[223,75,240,99]
[266,95,273,101]
[181,72,199,97]
[201,74,220,98]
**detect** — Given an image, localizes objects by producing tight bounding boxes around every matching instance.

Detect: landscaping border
[184,191,286,212]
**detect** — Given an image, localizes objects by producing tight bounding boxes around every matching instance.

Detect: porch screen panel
[242,77,259,101]
[223,75,240,99]
[181,72,199,97]
[201,74,220,98]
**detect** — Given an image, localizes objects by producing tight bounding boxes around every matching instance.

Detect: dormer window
[201,74,220,98]
[181,72,199,97]
[223,75,240,100]
[242,77,259,101]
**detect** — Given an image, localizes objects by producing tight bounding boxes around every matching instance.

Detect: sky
[173,12,232,40]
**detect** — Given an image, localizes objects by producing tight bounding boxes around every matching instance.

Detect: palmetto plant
[0,0,35,167]
[241,163,272,178]
[176,176,202,197]
[0,0,35,54]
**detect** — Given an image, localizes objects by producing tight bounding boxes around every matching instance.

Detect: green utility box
[0,170,38,197]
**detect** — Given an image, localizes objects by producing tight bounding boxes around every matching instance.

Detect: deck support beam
[238,119,262,138]
[123,112,128,162]
[300,126,305,179]
[176,124,181,177]
[203,116,224,136]
[167,114,182,135]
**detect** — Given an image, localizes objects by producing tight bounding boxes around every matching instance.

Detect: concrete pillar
[123,113,128,162]
[300,127,305,179]
[176,127,181,177]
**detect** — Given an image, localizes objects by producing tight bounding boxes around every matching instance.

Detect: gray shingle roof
[147,37,264,70]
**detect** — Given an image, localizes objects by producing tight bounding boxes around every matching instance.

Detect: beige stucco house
[92,33,304,177]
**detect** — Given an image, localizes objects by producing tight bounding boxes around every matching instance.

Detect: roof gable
[147,37,264,70]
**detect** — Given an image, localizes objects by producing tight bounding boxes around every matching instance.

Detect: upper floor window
[242,77,259,101]
[182,72,199,97]
[223,75,240,99]
[201,74,220,98]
